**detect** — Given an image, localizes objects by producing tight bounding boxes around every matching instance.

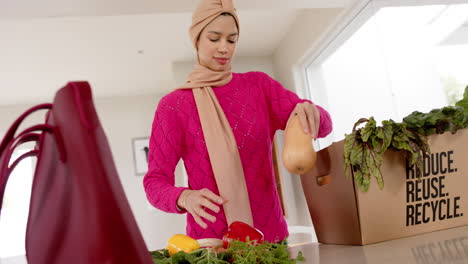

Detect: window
[304,0,468,146]
[0,148,35,258]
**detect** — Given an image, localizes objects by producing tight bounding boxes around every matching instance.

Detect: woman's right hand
[177,189,224,229]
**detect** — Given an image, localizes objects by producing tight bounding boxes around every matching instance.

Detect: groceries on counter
[150,221,304,264]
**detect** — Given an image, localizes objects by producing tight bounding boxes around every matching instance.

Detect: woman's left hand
[287,102,320,139]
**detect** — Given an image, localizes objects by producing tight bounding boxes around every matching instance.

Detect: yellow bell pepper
[166,234,200,256]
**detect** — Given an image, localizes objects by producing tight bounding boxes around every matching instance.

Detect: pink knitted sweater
[143,71,332,242]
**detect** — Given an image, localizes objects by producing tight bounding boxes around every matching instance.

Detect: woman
[143,0,332,243]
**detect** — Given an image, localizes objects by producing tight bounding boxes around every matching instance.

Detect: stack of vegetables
[150,221,304,264]
[344,85,468,191]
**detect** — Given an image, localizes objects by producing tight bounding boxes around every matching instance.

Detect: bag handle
[0,125,66,180]
[14,124,66,162]
[0,132,40,210]
[7,150,39,175]
[6,133,40,174]
[9,133,40,153]
[0,124,66,215]
[0,103,52,155]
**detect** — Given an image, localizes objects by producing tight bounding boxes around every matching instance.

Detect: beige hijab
[177,0,253,226]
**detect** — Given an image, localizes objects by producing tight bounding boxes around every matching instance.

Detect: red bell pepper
[222,221,264,248]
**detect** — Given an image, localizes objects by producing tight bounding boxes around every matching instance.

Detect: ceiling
[1,0,351,18]
[441,21,468,46]
[0,0,353,106]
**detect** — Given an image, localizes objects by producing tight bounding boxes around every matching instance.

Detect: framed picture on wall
[132,137,150,176]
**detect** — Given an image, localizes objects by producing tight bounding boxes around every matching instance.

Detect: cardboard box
[301,128,468,245]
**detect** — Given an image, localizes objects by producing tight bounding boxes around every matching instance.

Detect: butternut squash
[282,114,317,174]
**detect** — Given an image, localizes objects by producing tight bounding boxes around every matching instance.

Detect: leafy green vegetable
[150,248,230,264]
[455,86,468,125]
[150,249,172,264]
[149,240,304,264]
[344,118,428,192]
[151,249,170,259]
[344,85,468,191]
[403,106,465,135]
[227,240,303,264]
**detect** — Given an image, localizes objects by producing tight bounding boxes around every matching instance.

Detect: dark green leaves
[344,85,468,192]
[344,118,429,191]
[149,241,305,264]
[455,86,468,126]
[403,106,465,135]
[343,117,397,191]
[150,249,230,264]
[150,249,172,264]
[361,117,376,142]
[228,240,303,264]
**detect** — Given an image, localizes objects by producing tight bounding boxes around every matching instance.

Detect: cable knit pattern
[143,71,332,242]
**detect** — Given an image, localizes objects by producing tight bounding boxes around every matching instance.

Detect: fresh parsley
[149,240,304,264]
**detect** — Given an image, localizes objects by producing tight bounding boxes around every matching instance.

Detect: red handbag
[0,82,153,263]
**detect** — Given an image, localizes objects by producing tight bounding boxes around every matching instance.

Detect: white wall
[93,94,188,251]
[273,8,344,95]
[0,104,49,137]
[271,8,344,232]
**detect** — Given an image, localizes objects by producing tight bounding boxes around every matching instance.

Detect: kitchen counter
[2,225,467,264]
[288,225,468,264]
